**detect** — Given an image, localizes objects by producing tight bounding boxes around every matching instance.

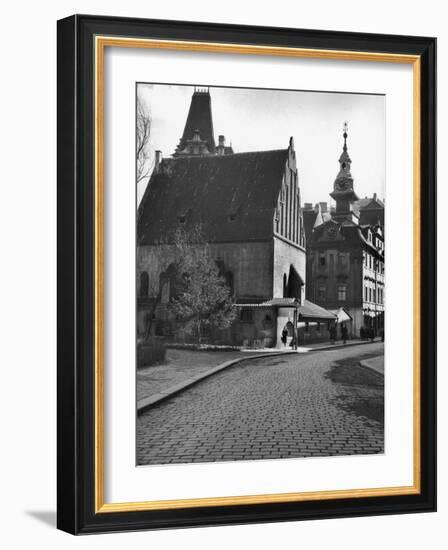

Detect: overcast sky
[137,83,385,206]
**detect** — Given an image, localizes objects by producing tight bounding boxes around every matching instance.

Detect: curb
[303,338,382,353]
[137,350,294,415]
[359,357,384,376]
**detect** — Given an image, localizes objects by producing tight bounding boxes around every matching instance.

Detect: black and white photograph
[136,83,385,466]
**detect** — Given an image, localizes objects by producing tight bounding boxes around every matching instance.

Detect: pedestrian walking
[341,323,348,344]
[281,327,288,347]
[329,324,336,344]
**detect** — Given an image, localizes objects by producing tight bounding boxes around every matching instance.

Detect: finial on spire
[343,121,348,151]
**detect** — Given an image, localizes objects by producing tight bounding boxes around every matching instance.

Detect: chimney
[373,192,377,201]
[154,150,162,173]
[304,202,313,210]
[217,135,226,155]
[319,202,328,214]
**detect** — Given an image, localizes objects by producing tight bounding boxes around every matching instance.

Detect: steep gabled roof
[354,196,384,213]
[138,149,289,244]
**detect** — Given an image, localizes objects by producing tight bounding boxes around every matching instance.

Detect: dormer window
[178,215,186,224]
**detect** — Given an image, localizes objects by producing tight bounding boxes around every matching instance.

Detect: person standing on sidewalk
[281,327,288,347]
[341,323,348,344]
[329,324,336,345]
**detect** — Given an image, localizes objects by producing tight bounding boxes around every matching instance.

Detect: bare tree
[136,95,153,184]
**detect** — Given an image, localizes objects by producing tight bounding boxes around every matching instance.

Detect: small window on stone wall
[240,309,254,323]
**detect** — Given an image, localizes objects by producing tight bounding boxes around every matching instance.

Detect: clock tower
[330,122,359,223]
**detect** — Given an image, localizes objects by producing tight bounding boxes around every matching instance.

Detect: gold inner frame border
[94,35,421,514]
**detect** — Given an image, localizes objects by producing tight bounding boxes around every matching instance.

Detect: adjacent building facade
[304,124,385,337]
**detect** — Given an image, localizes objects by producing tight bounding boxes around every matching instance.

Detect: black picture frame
[57,14,436,534]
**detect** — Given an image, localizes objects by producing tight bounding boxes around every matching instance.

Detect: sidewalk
[360,355,384,375]
[297,337,382,353]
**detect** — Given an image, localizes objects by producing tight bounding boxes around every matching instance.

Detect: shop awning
[234,298,299,308]
[329,307,352,323]
[234,298,336,322]
[298,300,337,322]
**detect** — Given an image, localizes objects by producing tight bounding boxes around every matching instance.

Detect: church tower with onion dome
[304,121,385,338]
[330,122,359,223]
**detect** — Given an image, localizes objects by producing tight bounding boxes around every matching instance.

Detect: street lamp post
[293,302,298,350]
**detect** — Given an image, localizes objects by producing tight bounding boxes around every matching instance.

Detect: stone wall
[137,240,274,302]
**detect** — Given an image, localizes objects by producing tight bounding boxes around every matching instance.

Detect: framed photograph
[57,14,436,534]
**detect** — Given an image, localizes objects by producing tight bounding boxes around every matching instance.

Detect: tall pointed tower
[174,88,216,156]
[330,122,359,223]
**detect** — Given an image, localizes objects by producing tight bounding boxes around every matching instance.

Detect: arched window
[139,271,149,297]
[224,271,234,295]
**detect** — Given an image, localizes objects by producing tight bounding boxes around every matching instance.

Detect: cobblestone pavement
[137,343,384,465]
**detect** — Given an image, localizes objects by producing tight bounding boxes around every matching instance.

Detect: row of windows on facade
[318,253,349,268]
[317,252,384,274]
[317,284,348,302]
[366,230,384,251]
[317,283,384,304]
[363,251,384,273]
[364,285,385,304]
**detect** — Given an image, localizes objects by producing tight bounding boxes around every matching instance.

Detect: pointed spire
[174,88,216,156]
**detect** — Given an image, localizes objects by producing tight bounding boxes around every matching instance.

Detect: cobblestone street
[137,343,384,465]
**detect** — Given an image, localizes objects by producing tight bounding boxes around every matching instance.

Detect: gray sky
[137,83,385,206]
